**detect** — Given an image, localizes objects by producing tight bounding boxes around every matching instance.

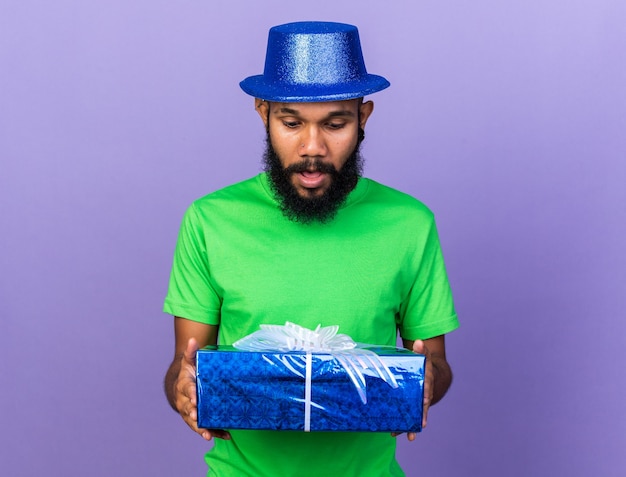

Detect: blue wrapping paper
[196,346,425,432]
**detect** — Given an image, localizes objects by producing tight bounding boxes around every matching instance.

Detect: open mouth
[298,171,327,189]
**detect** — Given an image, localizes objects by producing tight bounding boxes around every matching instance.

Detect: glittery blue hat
[240,21,390,102]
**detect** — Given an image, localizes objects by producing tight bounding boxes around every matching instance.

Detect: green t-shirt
[164,173,459,477]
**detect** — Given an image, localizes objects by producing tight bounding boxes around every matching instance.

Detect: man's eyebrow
[276,107,356,118]
[277,107,300,115]
[326,110,356,118]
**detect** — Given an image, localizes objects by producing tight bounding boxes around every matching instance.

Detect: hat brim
[239,74,390,102]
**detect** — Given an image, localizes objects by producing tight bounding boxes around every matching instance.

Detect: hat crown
[240,21,389,102]
[264,22,367,86]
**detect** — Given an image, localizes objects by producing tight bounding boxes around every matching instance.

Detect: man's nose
[299,127,327,157]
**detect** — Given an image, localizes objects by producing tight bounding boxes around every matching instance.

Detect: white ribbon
[233,322,399,431]
[232,322,357,352]
[304,352,312,431]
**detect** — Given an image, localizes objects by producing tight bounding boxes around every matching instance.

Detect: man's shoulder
[192,174,267,208]
[359,178,434,219]
[179,174,271,227]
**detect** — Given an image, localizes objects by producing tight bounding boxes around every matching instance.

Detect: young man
[164,21,459,477]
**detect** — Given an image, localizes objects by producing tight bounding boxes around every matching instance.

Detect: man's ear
[358,100,374,130]
[255,99,270,128]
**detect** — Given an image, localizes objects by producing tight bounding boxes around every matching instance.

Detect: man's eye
[283,121,300,128]
[327,123,345,130]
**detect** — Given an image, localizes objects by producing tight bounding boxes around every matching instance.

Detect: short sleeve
[398,218,459,340]
[163,204,222,324]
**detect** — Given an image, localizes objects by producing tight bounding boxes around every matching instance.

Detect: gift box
[196,342,425,432]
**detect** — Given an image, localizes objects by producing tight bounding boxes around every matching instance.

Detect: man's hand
[175,339,230,441]
[408,339,433,440]
[165,327,230,442]
[396,335,452,441]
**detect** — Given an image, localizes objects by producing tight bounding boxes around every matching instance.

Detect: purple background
[2,1,625,475]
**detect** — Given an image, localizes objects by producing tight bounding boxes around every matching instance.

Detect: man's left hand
[395,335,452,441]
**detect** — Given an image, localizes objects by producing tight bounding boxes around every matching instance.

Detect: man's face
[256,99,374,223]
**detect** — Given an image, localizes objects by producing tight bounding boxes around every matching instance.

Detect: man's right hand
[170,337,231,441]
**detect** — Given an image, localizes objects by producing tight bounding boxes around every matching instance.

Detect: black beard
[263,132,364,224]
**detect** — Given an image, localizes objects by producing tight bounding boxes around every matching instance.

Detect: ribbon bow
[233,322,398,405]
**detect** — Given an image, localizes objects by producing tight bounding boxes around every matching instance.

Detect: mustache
[284,158,338,175]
